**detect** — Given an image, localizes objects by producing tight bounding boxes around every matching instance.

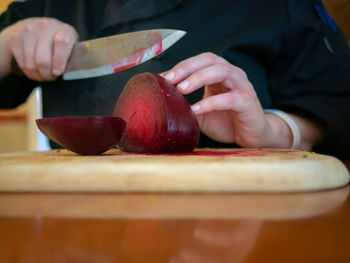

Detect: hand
[162,52,281,148]
[0,17,78,81]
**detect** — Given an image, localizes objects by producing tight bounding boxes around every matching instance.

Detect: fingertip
[191,104,201,112]
[164,71,175,81]
[177,80,189,91]
[52,68,63,76]
[159,71,167,77]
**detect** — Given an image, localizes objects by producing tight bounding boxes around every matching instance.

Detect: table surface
[0,183,349,263]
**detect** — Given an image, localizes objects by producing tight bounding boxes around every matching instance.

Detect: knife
[11,29,186,80]
[63,29,186,80]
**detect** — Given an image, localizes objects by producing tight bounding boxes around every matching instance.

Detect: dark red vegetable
[36,116,125,155]
[113,72,200,153]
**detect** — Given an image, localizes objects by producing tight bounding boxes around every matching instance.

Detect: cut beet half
[113,72,200,153]
[36,116,126,155]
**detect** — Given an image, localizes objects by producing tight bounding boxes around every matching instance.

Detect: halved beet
[36,116,125,155]
[113,72,200,153]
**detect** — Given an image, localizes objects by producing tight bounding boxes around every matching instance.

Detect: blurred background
[0,0,349,153]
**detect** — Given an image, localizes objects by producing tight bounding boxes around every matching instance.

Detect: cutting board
[0,187,348,219]
[0,148,348,192]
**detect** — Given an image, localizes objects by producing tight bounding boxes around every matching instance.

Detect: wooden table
[0,184,349,263]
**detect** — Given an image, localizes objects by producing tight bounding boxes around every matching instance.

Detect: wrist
[264,109,299,149]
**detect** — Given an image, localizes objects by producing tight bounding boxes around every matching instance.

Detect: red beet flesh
[36,116,126,155]
[113,72,200,153]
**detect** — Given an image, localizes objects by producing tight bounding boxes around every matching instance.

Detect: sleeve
[268,0,350,158]
[0,0,44,109]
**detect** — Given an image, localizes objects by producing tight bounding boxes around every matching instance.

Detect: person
[0,0,349,157]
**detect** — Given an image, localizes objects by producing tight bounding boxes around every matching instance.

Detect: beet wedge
[36,116,125,155]
[113,72,200,153]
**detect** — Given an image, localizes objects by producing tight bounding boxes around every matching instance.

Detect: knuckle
[61,23,75,33]
[202,51,215,58]
[23,64,36,72]
[248,88,257,98]
[193,71,206,84]
[226,93,237,105]
[23,23,35,34]
[218,62,232,76]
[54,32,71,45]
[230,66,244,80]
[176,60,191,73]
[243,86,257,101]
[202,52,216,62]
[207,98,218,110]
[37,19,51,31]
[9,32,21,45]
[206,99,214,108]
[202,52,224,63]
[61,23,78,40]
[195,73,205,84]
[236,67,247,78]
[35,54,50,68]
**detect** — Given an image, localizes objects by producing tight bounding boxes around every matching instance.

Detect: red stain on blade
[155,40,163,56]
[113,34,163,73]
[114,63,137,73]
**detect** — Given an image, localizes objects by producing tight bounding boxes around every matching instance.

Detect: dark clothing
[1,0,350,157]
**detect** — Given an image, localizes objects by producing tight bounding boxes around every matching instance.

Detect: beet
[113,72,200,153]
[36,116,125,155]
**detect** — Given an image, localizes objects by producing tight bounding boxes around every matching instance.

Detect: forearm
[265,111,325,151]
[0,28,12,78]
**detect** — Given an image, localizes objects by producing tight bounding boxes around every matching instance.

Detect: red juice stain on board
[119,149,296,157]
[165,149,296,157]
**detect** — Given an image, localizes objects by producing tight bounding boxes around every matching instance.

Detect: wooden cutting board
[0,148,348,192]
[0,187,348,219]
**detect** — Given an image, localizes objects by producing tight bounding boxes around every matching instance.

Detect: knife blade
[62,29,186,80]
